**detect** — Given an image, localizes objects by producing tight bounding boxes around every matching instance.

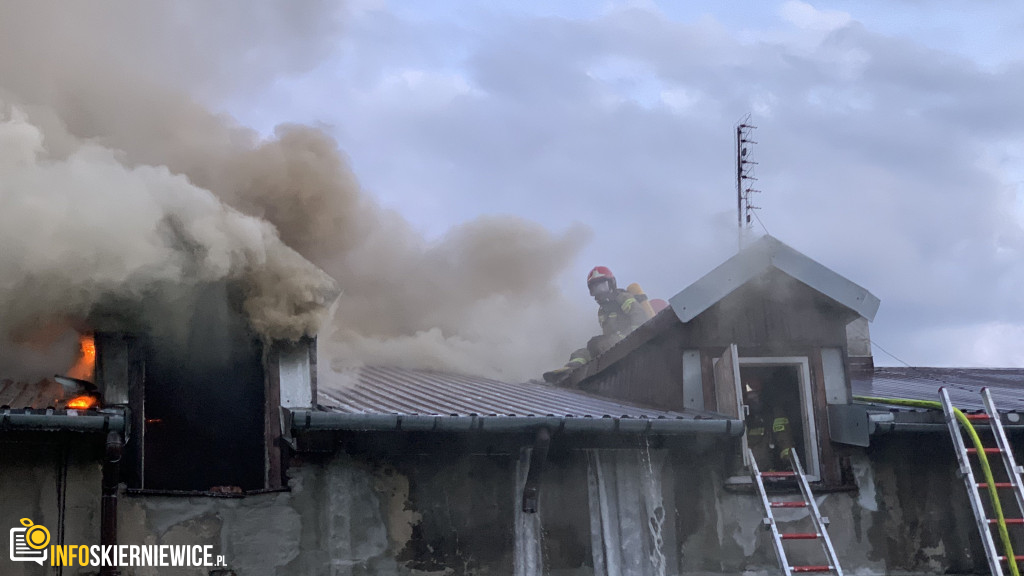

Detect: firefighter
[542,348,591,383]
[585,266,649,357]
[743,376,795,471]
[541,267,649,384]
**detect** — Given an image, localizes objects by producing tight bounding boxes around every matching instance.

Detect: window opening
[139,283,266,492]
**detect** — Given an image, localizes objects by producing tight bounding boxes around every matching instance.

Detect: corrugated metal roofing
[0,379,118,432]
[0,378,66,409]
[318,366,707,420]
[853,367,1024,411]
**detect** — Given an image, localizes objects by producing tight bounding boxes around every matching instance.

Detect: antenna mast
[735,115,760,250]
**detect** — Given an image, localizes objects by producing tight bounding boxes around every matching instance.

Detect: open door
[713,344,748,466]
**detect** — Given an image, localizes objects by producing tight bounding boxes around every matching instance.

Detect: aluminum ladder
[940,387,1024,576]
[749,448,843,576]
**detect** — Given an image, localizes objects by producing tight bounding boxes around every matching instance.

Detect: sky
[211,0,1024,368]
[4,0,1023,375]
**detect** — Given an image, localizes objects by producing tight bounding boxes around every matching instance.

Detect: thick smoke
[0,106,338,380]
[0,1,592,382]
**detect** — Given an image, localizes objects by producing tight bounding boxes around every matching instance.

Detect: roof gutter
[289,410,744,437]
[870,420,1024,435]
[0,410,126,433]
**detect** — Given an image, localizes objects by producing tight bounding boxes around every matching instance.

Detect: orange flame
[66,395,98,410]
[67,334,96,382]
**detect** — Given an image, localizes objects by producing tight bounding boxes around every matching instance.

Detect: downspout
[100,430,123,576]
[521,427,551,513]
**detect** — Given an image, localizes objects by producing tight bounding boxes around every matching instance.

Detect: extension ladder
[749,449,843,576]
[940,387,1024,576]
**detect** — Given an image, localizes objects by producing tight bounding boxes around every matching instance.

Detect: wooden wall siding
[578,332,685,410]
[700,350,717,413]
[810,348,840,485]
[265,345,283,490]
[682,270,852,350]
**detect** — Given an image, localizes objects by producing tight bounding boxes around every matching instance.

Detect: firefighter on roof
[584,266,650,356]
[543,266,651,383]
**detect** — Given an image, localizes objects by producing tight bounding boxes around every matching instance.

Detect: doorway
[739,357,819,478]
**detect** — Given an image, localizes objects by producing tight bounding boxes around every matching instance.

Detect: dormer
[562,235,880,485]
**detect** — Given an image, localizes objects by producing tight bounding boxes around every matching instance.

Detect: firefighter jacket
[596,289,648,339]
[746,409,795,471]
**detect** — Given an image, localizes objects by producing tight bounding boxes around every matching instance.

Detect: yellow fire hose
[855,395,1019,576]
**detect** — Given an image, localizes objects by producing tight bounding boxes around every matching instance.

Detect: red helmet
[587,266,616,292]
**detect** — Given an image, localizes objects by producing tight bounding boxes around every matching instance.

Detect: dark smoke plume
[0,1,591,382]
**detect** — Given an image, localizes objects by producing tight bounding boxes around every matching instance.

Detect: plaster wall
[0,435,991,576]
[671,436,982,576]
[0,438,104,576]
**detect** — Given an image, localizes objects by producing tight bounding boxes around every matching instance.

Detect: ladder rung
[771,501,808,508]
[1000,556,1024,561]
[967,447,1002,454]
[966,413,991,421]
[761,471,797,478]
[781,533,820,540]
[791,565,833,573]
[989,518,1024,525]
[977,483,1014,489]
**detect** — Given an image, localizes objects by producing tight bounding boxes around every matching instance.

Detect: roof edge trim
[669,235,880,323]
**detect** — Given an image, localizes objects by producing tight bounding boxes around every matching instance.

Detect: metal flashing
[668,235,880,323]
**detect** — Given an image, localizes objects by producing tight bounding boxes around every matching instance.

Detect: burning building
[3,233,1022,575]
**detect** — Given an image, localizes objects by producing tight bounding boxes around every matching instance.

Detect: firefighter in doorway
[743,376,795,471]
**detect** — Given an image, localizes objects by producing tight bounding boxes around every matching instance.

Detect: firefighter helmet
[587,266,617,292]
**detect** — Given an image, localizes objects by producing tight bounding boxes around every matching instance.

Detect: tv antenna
[735,114,761,250]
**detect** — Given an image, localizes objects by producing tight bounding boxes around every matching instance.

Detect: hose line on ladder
[854,396,1019,576]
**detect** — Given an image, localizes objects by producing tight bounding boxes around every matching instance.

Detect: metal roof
[319,366,700,418]
[669,235,880,323]
[0,378,66,409]
[310,366,743,436]
[853,367,1024,411]
[0,379,121,433]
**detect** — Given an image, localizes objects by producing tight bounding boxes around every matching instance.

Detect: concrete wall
[671,435,980,575]
[0,436,105,576]
[0,433,990,576]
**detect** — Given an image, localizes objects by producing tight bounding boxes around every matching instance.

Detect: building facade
[2,235,1020,575]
